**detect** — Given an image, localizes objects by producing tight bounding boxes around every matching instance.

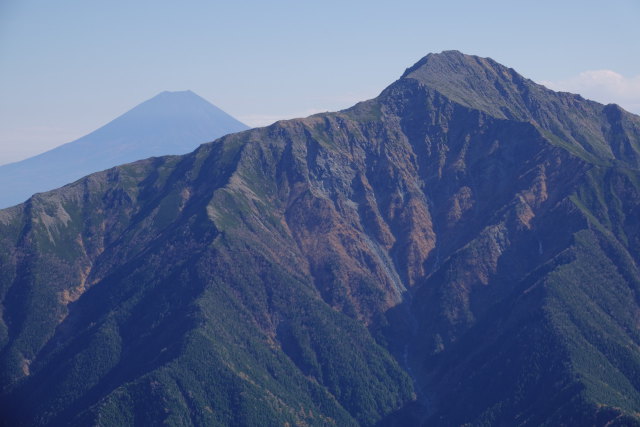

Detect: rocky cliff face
[1,51,640,426]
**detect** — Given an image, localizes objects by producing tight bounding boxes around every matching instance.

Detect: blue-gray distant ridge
[0,90,249,208]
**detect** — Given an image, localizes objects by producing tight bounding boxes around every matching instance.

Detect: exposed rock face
[1,51,640,426]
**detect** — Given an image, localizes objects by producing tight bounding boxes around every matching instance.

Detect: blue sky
[1,0,639,165]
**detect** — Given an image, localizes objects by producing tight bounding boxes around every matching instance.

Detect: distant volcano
[0,91,249,208]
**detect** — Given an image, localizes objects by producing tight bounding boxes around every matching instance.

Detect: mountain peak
[396,50,606,128]
[392,51,640,170]
[401,50,495,78]
[0,90,249,208]
[159,89,195,95]
[398,51,532,119]
[153,90,202,101]
[126,90,224,119]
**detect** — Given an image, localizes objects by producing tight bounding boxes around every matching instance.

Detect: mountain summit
[0,91,248,208]
[1,52,640,426]
[400,50,640,167]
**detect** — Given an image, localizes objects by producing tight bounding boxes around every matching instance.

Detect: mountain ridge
[1,51,640,426]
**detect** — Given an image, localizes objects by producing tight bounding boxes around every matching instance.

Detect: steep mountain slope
[1,51,640,426]
[0,91,249,209]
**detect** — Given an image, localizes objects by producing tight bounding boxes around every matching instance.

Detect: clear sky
[1,0,639,165]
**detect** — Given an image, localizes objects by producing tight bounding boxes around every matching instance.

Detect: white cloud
[541,70,640,115]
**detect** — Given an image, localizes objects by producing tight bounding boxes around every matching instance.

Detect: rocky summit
[1,51,640,426]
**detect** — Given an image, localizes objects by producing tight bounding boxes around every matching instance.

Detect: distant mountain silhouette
[0,90,248,208]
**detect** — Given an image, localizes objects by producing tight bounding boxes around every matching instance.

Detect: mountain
[1,51,640,426]
[0,91,249,209]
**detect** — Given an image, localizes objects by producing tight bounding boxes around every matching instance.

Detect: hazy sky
[1,0,639,165]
